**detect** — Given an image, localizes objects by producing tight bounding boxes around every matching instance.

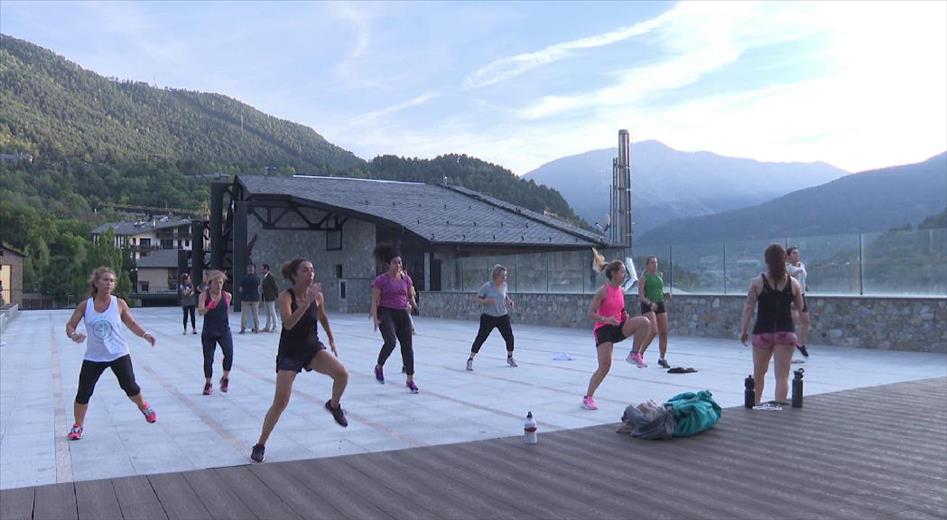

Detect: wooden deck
[3,377,945,520]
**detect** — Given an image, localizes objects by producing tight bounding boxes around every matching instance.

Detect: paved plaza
[1,307,946,490]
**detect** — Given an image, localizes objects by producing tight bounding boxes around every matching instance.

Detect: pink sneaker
[627,352,647,368]
[582,396,598,410]
[67,424,83,440]
[140,402,157,423]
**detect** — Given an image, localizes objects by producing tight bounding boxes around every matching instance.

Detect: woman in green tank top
[638,256,671,368]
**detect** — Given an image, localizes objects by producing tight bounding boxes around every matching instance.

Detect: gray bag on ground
[617,400,676,440]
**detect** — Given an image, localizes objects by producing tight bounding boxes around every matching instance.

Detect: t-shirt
[178,283,196,306]
[372,273,412,310]
[477,281,509,317]
[787,262,807,293]
[240,274,261,302]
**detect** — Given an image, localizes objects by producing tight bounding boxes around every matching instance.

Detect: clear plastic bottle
[524,411,538,444]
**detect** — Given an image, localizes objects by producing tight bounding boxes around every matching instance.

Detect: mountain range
[635,152,947,245]
[0,33,580,225]
[524,140,849,234]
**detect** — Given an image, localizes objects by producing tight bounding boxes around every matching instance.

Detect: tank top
[202,292,231,337]
[82,296,130,362]
[643,273,664,303]
[594,284,625,332]
[752,274,795,334]
[277,288,321,360]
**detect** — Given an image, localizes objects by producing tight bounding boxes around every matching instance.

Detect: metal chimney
[610,130,633,254]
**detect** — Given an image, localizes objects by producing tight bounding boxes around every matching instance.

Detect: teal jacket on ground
[665,390,722,437]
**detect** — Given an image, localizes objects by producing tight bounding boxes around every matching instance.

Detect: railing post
[858,233,864,295]
[723,241,728,294]
[668,245,674,294]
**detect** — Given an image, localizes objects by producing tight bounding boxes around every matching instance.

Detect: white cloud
[348,92,442,127]
[463,4,679,89]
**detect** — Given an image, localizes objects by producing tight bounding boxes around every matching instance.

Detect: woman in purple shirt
[370,244,418,393]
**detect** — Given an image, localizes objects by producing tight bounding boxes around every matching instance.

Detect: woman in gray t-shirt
[466,265,517,371]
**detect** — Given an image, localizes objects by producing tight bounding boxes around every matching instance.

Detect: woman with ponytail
[739,244,804,405]
[582,249,651,411]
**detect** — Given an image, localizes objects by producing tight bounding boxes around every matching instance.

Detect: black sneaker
[250,444,265,463]
[797,345,810,357]
[658,358,671,369]
[324,400,348,427]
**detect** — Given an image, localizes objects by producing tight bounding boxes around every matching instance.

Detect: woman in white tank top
[64,267,158,441]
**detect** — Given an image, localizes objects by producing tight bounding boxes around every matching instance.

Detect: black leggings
[182,305,196,329]
[202,333,234,378]
[470,314,515,354]
[75,355,140,405]
[377,307,414,375]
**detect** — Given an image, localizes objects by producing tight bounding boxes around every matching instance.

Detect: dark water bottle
[744,375,755,408]
[792,368,805,408]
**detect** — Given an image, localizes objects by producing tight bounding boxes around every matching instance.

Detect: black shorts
[640,301,666,315]
[595,321,629,346]
[275,343,325,373]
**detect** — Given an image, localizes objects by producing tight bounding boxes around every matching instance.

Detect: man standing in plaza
[787,246,810,357]
[260,263,279,332]
[239,264,261,334]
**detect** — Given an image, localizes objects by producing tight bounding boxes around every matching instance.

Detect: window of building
[326,230,342,251]
[139,281,149,293]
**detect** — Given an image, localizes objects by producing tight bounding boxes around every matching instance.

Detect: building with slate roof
[208,175,615,312]
[91,217,199,261]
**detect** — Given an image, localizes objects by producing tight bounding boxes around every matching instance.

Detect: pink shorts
[752,332,798,349]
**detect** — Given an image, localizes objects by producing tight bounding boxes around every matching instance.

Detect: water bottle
[744,375,755,409]
[524,411,538,444]
[792,368,805,408]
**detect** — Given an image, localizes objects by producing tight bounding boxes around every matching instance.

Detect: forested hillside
[0,34,583,301]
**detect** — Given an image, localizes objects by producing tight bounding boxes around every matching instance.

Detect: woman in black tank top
[250,258,350,463]
[739,244,804,405]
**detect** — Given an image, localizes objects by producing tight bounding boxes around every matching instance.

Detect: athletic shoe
[466,358,474,371]
[239,330,246,334]
[406,380,419,394]
[140,402,157,423]
[67,424,83,441]
[658,358,671,369]
[374,365,385,384]
[582,396,598,410]
[507,356,518,368]
[182,330,187,335]
[626,352,647,368]
[192,330,197,335]
[797,345,810,357]
[324,400,348,427]
[219,377,229,393]
[250,444,265,463]
[203,382,213,395]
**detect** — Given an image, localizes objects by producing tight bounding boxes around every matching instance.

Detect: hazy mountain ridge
[636,152,947,245]
[524,140,849,234]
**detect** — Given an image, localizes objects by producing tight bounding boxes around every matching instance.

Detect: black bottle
[744,375,755,409]
[792,368,805,408]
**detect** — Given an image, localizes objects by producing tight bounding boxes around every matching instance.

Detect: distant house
[134,249,181,294]
[0,243,27,307]
[0,152,34,167]
[91,216,204,261]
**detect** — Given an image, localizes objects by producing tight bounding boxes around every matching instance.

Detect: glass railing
[434,227,947,297]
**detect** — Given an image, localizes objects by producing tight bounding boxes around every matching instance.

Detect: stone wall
[420,291,947,353]
[249,213,377,313]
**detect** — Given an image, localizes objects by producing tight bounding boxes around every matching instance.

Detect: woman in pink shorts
[739,244,804,405]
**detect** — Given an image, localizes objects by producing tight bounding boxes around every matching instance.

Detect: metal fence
[437,227,947,297]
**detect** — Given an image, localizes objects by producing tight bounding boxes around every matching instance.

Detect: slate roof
[135,249,180,268]
[91,218,191,236]
[237,175,609,248]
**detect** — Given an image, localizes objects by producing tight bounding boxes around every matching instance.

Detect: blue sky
[1,1,945,174]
